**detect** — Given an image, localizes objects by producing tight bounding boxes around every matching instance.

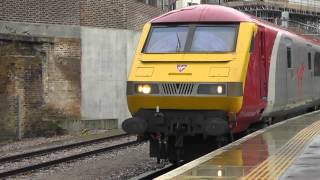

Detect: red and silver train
[122,5,320,162]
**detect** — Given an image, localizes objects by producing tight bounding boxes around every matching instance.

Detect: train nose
[122,117,147,134]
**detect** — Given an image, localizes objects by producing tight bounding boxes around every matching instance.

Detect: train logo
[177,64,187,72]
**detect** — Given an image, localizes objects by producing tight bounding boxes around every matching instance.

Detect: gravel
[0,130,123,158]
[8,142,170,180]
[0,135,73,157]
[0,135,137,174]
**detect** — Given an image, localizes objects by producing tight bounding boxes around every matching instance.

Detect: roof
[151,5,253,23]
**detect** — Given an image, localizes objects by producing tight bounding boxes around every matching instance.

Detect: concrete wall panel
[81,27,141,125]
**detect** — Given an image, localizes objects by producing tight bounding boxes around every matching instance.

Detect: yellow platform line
[180,176,238,179]
[255,126,318,178]
[244,127,313,177]
[242,122,320,179]
[243,123,320,179]
[242,120,320,179]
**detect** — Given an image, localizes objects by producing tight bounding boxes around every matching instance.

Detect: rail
[0,133,129,163]
[0,134,143,178]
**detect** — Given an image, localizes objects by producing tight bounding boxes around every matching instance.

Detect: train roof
[151,5,252,23]
[151,5,320,46]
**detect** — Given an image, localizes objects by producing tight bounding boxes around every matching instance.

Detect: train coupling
[122,117,147,134]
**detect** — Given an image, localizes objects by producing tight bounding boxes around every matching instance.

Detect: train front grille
[160,83,195,95]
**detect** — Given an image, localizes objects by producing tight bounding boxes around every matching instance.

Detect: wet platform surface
[156,111,320,180]
[280,135,320,180]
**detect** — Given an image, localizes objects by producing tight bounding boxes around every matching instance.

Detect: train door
[259,27,268,100]
[285,37,294,103]
[274,35,288,108]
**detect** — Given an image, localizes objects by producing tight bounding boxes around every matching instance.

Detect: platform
[155,110,320,179]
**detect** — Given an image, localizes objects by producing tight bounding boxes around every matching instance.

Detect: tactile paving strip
[242,120,320,179]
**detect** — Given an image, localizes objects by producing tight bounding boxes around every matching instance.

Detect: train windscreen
[143,25,238,53]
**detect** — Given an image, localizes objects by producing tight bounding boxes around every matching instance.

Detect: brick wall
[80,0,127,29]
[44,38,81,119]
[127,0,166,31]
[0,39,43,137]
[0,41,17,139]
[80,0,165,30]
[0,95,17,140]
[0,0,166,30]
[0,35,81,138]
[0,0,80,25]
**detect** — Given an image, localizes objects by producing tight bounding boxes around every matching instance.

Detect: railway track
[0,134,143,178]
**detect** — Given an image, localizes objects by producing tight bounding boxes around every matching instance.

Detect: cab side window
[287,47,292,68]
[250,33,254,53]
[308,52,312,70]
[314,52,320,76]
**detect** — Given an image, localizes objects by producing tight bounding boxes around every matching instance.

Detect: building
[138,0,177,10]
[224,0,320,35]
[176,0,201,8]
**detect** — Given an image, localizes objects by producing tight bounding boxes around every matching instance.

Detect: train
[122,5,320,162]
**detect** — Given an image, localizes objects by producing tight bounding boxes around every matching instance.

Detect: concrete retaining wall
[81,27,141,126]
[0,20,80,38]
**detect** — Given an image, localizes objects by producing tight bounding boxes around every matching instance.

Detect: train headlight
[126,82,159,95]
[217,85,224,94]
[197,83,243,96]
[137,84,151,94]
[197,84,226,95]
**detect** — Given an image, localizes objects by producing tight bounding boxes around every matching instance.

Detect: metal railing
[273,18,320,38]
[224,0,320,14]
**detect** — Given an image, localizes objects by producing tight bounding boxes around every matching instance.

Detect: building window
[315,52,320,76]
[137,0,157,7]
[149,0,157,6]
[188,2,199,6]
[308,52,312,70]
[287,47,291,68]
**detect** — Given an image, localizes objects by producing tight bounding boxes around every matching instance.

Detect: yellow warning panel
[135,67,154,77]
[209,67,230,77]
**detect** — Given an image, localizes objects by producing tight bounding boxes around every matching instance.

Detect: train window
[190,26,237,52]
[144,26,189,53]
[287,47,292,68]
[308,52,312,70]
[314,52,320,76]
[143,24,239,53]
